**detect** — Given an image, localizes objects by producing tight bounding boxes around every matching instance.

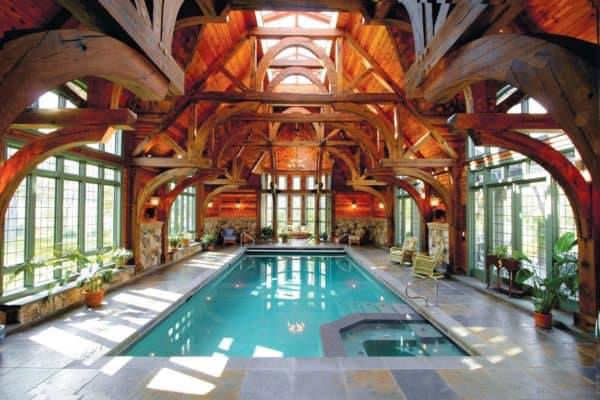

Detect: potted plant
[105,247,133,268]
[320,231,329,242]
[279,232,289,243]
[261,226,274,242]
[65,249,113,308]
[516,232,579,328]
[169,237,179,252]
[201,232,216,250]
[181,233,192,247]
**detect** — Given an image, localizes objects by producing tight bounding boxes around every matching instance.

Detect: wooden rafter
[11,108,137,131]
[58,0,185,95]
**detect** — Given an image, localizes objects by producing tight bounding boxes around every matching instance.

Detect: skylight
[255,11,338,86]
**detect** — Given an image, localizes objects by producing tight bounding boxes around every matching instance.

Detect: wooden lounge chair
[390,236,418,264]
[412,247,445,279]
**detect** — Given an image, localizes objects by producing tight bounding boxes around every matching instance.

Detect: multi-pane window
[305,195,315,233]
[396,191,421,247]
[490,186,512,253]
[318,195,330,235]
[467,159,579,308]
[292,176,302,190]
[520,182,547,278]
[261,194,273,228]
[2,146,121,295]
[168,184,196,236]
[277,195,288,232]
[291,195,302,228]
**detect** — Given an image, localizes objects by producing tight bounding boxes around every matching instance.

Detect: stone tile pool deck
[0,245,596,399]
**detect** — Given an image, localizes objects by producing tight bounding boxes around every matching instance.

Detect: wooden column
[335,37,343,93]
[575,186,600,331]
[256,191,262,239]
[385,186,394,247]
[250,35,258,91]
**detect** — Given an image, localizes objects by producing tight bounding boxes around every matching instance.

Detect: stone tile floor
[0,245,596,399]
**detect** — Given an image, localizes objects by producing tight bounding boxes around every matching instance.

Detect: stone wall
[333,217,387,246]
[169,242,203,262]
[205,217,257,239]
[3,267,135,325]
[139,222,162,270]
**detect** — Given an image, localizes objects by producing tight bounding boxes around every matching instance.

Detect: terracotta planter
[182,238,191,247]
[534,311,552,329]
[207,245,215,251]
[84,288,106,308]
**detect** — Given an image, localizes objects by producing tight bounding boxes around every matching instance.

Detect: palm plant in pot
[105,247,133,268]
[201,232,216,250]
[516,232,579,328]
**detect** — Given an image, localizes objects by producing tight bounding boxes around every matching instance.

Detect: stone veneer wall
[205,217,257,237]
[140,222,162,270]
[3,267,135,324]
[169,242,203,262]
[333,217,387,246]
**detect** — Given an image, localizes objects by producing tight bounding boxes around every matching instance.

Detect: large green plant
[260,226,274,241]
[516,232,579,314]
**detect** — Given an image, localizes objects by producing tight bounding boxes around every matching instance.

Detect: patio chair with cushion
[222,227,237,247]
[389,236,418,265]
[412,247,445,279]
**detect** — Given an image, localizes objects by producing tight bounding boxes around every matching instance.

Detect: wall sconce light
[351,200,357,209]
[430,197,440,208]
[379,202,384,209]
[149,196,160,206]
[208,201,213,208]
[236,198,241,209]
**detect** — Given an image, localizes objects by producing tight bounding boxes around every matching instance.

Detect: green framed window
[168,184,196,236]
[2,145,122,297]
[395,189,421,247]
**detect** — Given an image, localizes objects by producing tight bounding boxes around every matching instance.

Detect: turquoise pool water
[124,253,462,357]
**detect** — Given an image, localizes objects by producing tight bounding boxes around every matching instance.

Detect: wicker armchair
[412,247,445,279]
[390,236,418,264]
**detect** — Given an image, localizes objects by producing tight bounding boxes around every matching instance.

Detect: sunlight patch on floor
[100,356,132,376]
[112,292,171,312]
[130,287,182,301]
[147,368,215,395]
[169,355,228,378]
[29,326,109,360]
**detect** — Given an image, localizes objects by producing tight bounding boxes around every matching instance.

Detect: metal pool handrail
[405,276,439,307]
[241,232,255,247]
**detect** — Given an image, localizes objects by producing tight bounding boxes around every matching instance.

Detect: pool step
[348,302,402,314]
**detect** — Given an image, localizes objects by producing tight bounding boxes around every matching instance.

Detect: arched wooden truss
[266,67,328,93]
[329,122,378,168]
[0,125,125,222]
[255,37,337,91]
[191,102,261,158]
[422,34,600,186]
[471,130,591,239]
[369,167,453,224]
[324,147,360,180]
[332,103,397,158]
[0,30,170,135]
[216,121,268,167]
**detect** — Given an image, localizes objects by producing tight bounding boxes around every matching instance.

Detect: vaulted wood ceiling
[0,0,597,183]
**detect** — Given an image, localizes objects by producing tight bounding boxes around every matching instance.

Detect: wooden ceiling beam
[448,113,562,132]
[194,91,399,104]
[58,0,185,95]
[269,59,324,68]
[175,15,228,30]
[132,157,211,168]
[249,27,344,39]
[380,158,455,168]
[11,108,137,130]
[229,112,364,123]
[227,0,364,12]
